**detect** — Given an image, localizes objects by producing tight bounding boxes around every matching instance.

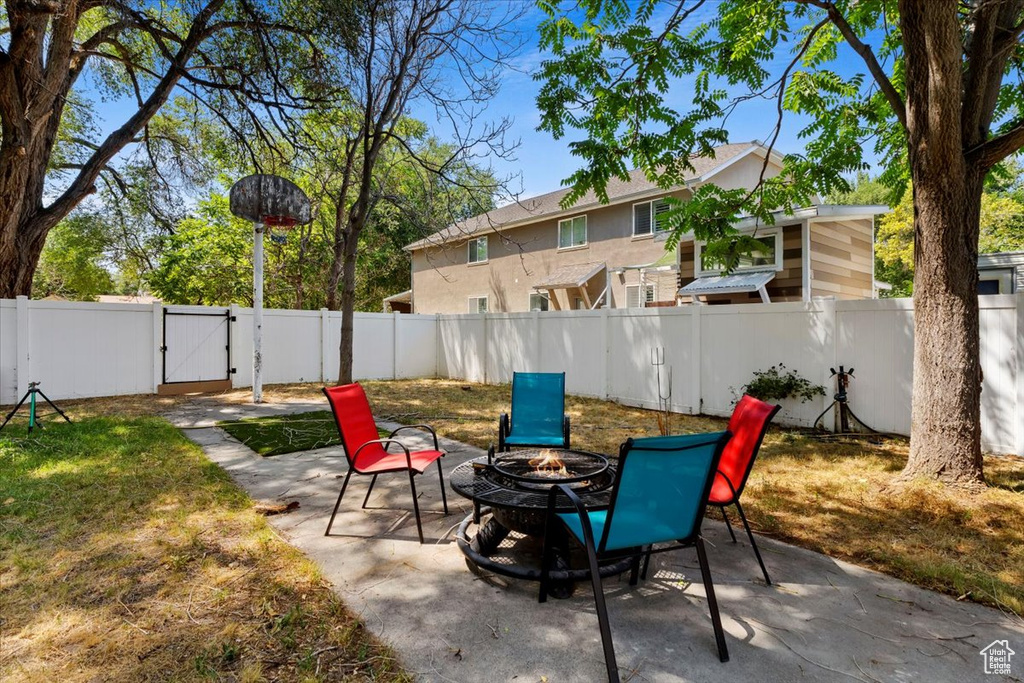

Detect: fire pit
[450,448,633,588]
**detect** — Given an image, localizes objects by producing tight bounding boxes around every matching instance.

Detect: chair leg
[408,470,424,544]
[361,474,378,509]
[538,522,557,604]
[436,459,449,514]
[629,552,641,586]
[325,469,352,536]
[720,506,737,543]
[640,547,653,581]
[695,537,729,663]
[582,539,619,683]
[735,500,771,586]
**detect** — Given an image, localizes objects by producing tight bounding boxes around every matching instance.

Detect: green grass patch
[0,416,408,682]
[218,411,388,456]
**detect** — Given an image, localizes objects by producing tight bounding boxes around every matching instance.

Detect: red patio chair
[710,395,781,585]
[322,383,448,543]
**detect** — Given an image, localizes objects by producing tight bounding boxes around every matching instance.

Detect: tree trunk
[337,225,360,384]
[899,0,984,484]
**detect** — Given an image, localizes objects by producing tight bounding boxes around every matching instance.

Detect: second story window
[467,236,488,263]
[558,215,588,249]
[633,198,671,236]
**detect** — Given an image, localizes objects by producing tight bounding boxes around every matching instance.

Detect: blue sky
[403,1,883,201]
[82,2,881,203]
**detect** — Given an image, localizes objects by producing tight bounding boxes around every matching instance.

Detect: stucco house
[403,142,888,313]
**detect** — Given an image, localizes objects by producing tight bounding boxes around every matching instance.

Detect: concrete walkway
[168,398,1023,683]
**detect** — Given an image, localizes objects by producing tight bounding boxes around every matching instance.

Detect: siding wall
[678,223,804,303]
[809,218,874,299]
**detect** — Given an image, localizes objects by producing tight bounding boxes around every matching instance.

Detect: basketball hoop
[228,174,312,404]
[262,215,299,229]
[263,216,297,245]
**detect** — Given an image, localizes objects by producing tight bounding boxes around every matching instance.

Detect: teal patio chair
[539,431,732,683]
[498,372,570,451]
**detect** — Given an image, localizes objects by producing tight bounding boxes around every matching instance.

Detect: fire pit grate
[490,449,609,488]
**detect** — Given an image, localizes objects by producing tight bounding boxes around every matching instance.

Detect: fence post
[393,311,400,380]
[152,302,163,392]
[690,304,701,415]
[15,295,30,398]
[319,308,329,383]
[228,303,241,388]
[1017,292,1024,456]
[599,308,609,400]
[820,298,838,432]
[533,310,541,372]
[482,313,489,384]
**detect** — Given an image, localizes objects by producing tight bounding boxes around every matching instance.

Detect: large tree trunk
[900,0,984,484]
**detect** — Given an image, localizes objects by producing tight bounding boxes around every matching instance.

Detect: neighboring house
[403,142,888,313]
[978,251,1024,294]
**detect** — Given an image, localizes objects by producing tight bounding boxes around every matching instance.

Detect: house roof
[533,262,606,290]
[405,142,774,251]
[978,250,1024,269]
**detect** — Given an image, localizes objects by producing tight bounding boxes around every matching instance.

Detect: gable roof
[405,142,774,251]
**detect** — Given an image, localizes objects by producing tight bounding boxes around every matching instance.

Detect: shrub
[740,363,825,403]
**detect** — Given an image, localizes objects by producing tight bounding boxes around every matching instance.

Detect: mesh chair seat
[499,372,570,451]
[357,449,444,474]
[505,434,567,447]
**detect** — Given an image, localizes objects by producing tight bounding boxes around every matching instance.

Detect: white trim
[467,235,488,264]
[979,269,1013,294]
[528,291,550,312]
[694,226,784,277]
[631,197,672,237]
[467,295,488,313]
[557,214,589,249]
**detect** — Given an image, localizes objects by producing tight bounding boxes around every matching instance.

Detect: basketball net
[262,215,298,244]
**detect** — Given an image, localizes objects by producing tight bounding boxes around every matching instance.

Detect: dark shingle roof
[405,142,762,251]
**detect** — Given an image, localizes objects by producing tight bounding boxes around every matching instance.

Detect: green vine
[740,363,825,404]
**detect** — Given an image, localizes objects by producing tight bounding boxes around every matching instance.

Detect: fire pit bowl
[450,449,633,591]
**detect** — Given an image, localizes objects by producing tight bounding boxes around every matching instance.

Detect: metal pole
[253,222,264,404]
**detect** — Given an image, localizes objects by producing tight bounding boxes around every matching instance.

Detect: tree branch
[795,0,907,130]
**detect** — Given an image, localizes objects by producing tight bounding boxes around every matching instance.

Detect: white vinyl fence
[2,295,1021,455]
[0,297,437,406]
[438,296,1024,456]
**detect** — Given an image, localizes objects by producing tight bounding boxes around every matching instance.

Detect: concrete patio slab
[174,399,1023,683]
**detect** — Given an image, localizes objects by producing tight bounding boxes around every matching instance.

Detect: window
[558,215,588,249]
[467,236,488,264]
[695,228,783,276]
[633,199,672,236]
[978,270,1013,295]
[529,293,549,311]
[625,283,656,308]
[468,295,488,313]
[574,297,586,310]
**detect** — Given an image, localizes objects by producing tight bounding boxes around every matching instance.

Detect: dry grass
[245,378,1024,618]
[0,408,410,682]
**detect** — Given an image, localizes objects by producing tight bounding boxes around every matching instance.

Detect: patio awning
[678,271,775,303]
[533,262,606,310]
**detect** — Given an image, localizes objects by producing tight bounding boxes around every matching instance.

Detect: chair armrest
[353,438,412,472]
[544,483,599,552]
[563,414,571,449]
[389,424,440,451]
